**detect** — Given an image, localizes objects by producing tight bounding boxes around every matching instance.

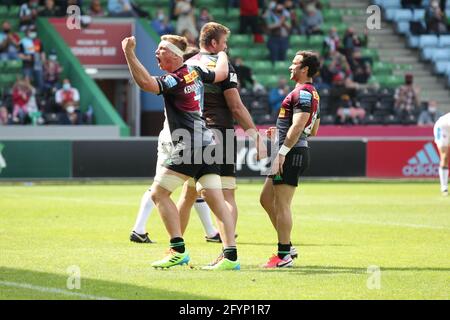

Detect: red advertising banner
[367,140,439,178]
[49,18,132,66]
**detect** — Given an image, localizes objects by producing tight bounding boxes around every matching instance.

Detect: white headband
[160,40,184,58]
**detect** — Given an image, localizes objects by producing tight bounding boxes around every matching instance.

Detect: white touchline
[301,216,450,231]
[0,281,114,300]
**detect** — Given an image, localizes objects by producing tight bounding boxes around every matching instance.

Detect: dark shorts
[211,127,237,178]
[271,147,310,187]
[163,146,221,181]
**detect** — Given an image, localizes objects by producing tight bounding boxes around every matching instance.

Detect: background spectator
[87,0,106,17]
[12,77,37,124]
[19,0,39,32]
[151,8,175,36]
[239,0,264,43]
[55,78,80,114]
[394,73,420,122]
[197,8,213,31]
[343,27,368,62]
[348,49,371,84]
[0,21,20,61]
[401,0,423,9]
[108,0,135,17]
[300,3,323,36]
[336,94,366,124]
[174,0,198,39]
[232,56,255,89]
[0,106,11,125]
[19,27,37,81]
[43,49,63,94]
[39,0,63,17]
[269,77,290,116]
[417,100,442,125]
[323,27,340,57]
[181,29,197,47]
[425,0,448,34]
[265,3,291,64]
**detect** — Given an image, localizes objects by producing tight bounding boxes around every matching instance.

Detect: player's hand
[278,154,285,175]
[265,126,277,140]
[256,134,268,161]
[122,36,136,53]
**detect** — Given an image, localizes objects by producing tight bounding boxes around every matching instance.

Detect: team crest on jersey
[279,107,286,118]
[184,70,199,83]
[312,90,320,101]
[162,75,177,88]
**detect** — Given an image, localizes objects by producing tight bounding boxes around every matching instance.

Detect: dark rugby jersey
[186,52,238,129]
[276,82,320,147]
[155,64,216,147]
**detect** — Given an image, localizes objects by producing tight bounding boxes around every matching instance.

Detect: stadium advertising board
[367,140,439,178]
[0,141,72,178]
[49,18,132,66]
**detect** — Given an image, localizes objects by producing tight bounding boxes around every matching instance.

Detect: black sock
[223,247,237,261]
[170,237,185,253]
[278,243,291,259]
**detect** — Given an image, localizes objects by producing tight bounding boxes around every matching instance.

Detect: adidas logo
[402,143,439,177]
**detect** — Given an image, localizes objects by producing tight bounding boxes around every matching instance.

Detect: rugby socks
[439,167,449,192]
[194,198,218,238]
[170,237,185,253]
[278,243,291,259]
[223,246,237,261]
[132,190,154,234]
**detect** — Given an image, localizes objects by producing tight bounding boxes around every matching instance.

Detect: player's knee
[196,174,222,192]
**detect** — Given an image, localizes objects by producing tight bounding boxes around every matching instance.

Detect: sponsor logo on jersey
[230,72,238,84]
[0,143,6,174]
[184,70,199,83]
[162,75,177,89]
[299,90,312,106]
[184,82,202,94]
[312,90,320,101]
[278,107,286,118]
[402,142,439,176]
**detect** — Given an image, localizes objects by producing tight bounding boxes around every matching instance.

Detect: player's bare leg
[260,178,277,230]
[438,145,449,196]
[223,188,238,230]
[178,182,197,235]
[273,184,296,245]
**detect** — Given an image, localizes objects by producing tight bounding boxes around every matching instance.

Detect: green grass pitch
[0,182,449,300]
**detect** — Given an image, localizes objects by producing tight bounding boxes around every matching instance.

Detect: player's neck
[296,77,313,86]
[166,61,184,73]
[200,46,215,54]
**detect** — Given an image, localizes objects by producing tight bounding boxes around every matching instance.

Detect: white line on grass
[302,216,450,230]
[3,193,135,206]
[0,281,114,300]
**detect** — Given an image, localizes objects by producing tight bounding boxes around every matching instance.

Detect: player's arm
[223,88,267,159]
[122,36,159,94]
[212,51,229,83]
[310,118,320,137]
[282,112,310,148]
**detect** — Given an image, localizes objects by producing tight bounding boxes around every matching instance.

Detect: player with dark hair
[260,51,321,268]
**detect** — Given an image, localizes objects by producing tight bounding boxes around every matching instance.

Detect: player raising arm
[122,34,240,270]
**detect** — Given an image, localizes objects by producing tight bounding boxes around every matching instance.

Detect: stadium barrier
[0,139,366,179]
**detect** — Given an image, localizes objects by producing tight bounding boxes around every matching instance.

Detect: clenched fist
[122,36,136,53]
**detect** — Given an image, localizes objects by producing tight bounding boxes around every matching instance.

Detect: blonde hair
[160,35,188,52]
[199,22,230,48]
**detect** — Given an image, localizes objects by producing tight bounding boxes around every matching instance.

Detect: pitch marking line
[0,280,114,300]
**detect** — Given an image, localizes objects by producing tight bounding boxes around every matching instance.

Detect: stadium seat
[432,49,450,62]
[434,61,450,74]
[393,9,413,21]
[419,35,439,48]
[255,74,280,88]
[412,9,425,21]
[396,21,410,34]
[438,35,450,47]
[1,59,22,73]
[407,35,420,48]
[273,61,291,73]
[323,9,342,23]
[308,35,326,49]
[361,48,379,61]
[290,35,309,46]
[373,61,394,76]
[421,47,438,61]
[382,0,402,9]
[196,0,218,6]
[227,8,240,19]
[228,35,251,47]
[247,49,269,60]
[247,60,272,74]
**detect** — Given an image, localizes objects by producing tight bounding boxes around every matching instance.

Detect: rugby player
[260,51,321,268]
[122,34,239,270]
[177,23,267,256]
[434,112,450,196]
[130,50,219,245]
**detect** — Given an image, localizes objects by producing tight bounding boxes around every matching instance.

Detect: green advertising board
[0,141,72,178]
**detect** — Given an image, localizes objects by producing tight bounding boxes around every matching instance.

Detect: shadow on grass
[238,242,350,247]
[243,265,450,275]
[0,267,210,300]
